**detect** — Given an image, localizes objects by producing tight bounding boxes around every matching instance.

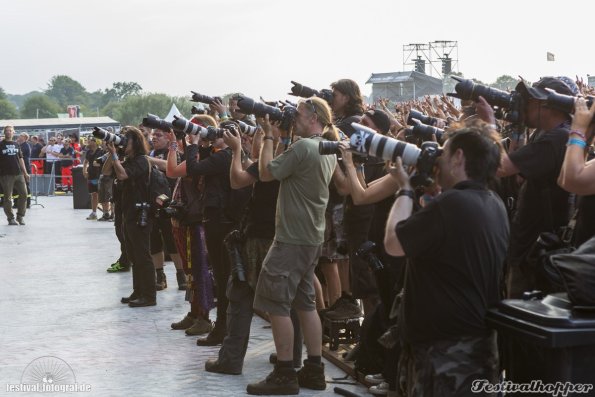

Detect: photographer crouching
[384,123,509,395]
[106,126,156,307]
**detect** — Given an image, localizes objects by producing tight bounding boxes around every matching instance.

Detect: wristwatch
[395,189,415,199]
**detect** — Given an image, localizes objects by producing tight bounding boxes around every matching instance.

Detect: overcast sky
[2,0,593,102]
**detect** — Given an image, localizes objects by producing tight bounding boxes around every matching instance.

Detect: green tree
[110,93,192,126]
[0,87,7,101]
[0,99,19,119]
[45,75,88,109]
[20,94,62,119]
[104,82,143,103]
[491,75,520,91]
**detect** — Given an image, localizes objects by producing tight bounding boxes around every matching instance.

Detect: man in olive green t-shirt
[248,98,337,395]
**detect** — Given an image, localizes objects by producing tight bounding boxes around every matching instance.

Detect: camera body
[405,123,444,142]
[155,194,186,219]
[236,95,296,131]
[92,127,128,147]
[223,230,246,283]
[135,202,151,227]
[546,91,595,114]
[355,241,384,272]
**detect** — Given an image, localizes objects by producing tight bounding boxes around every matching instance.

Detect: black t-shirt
[574,195,595,246]
[244,161,280,239]
[152,148,179,191]
[186,145,232,213]
[396,181,509,343]
[121,155,150,219]
[85,148,105,180]
[0,140,23,176]
[508,126,570,265]
[20,142,31,173]
[60,146,75,166]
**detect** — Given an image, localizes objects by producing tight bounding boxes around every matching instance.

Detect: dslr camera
[142,114,173,132]
[448,76,523,123]
[236,95,296,131]
[154,194,185,219]
[319,123,442,188]
[92,127,128,147]
[171,115,235,140]
[288,81,333,105]
[190,91,222,106]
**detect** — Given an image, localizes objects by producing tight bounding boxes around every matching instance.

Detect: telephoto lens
[318,141,341,155]
[405,123,444,142]
[546,91,594,114]
[190,91,220,105]
[349,123,421,165]
[236,95,296,131]
[142,114,172,132]
[237,120,258,136]
[448,76,515,109]
[92,127,127,147]
[407,109,440,126]
[171,115,225,140]
[288,81,333,105]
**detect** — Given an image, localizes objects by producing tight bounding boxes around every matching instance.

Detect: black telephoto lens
[142,114,172,132]
[236,96,283,121]
[190,91,219,105]
[546,91,594,114]
[407,109,439,126]
[405,123,444,141]
[237,120,258,136]
[318,141,341,155]
[449,76,514,109]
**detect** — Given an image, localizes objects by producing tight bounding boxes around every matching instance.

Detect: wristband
[169,142,178,151]
[569,130,587,140]
[219,112,229,120]
[281,137,291,145]
[264,136,274,141]
[395,189,415,199]
[567,138,587,149]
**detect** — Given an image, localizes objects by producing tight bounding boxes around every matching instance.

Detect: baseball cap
[364,109,391,134]
[515,76,574,100]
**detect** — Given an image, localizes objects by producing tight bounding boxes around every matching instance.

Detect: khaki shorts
[253,241,322,316]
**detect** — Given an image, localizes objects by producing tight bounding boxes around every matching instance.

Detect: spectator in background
[41,136,62,188]
[30,136,44,175]
[58,138,75,192]
[83,138,104,220]
[17,133,32,208]
[0,126,30,225]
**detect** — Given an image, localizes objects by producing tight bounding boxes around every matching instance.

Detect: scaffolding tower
[403,41,459,79]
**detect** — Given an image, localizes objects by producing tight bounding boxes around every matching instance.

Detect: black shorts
[150,216,178,255]
[87,178,99,193]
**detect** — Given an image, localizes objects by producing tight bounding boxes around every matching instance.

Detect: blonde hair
[301,97,339,141]
[190,115,217,128]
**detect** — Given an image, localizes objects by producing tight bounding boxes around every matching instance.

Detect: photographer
[558,97,595,245]
[0,126,30,225]
[205,123,284,375]
[149,128,187,292]
[107,126,156,307]
[82,138,104,220]
[384,123,509,395]
[167,118,238,346]
[247,97,337,395]
[481,77,575,297]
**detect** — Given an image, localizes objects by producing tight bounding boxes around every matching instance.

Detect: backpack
[145,156,172,212]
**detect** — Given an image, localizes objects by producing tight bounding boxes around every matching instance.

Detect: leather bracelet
[569,130,587,140]
[395,189,415,199]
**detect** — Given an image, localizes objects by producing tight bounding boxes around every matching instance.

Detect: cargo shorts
[253,240,322,316]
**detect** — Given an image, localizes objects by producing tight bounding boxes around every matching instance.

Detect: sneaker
[86,212,97,220]
[365,373,385,385]
[246,366,299,395]
[185,317,213,336]
[171,313,196,330]
[107,261,130,273]
[16,216,25,225]
[369,381,389,396]
[296,361,326,391]
[8,219,18,226]
[323,296,362,320]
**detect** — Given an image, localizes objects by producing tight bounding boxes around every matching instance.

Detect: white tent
[164,104,182,122]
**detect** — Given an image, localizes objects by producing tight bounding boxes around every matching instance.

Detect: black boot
[176,270,187,291]
[246,365,299,395]
[156,269,167,291]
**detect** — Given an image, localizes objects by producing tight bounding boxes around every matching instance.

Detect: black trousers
[203,208,234,332]
[114,201,130,267]
[123,216,155,300]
